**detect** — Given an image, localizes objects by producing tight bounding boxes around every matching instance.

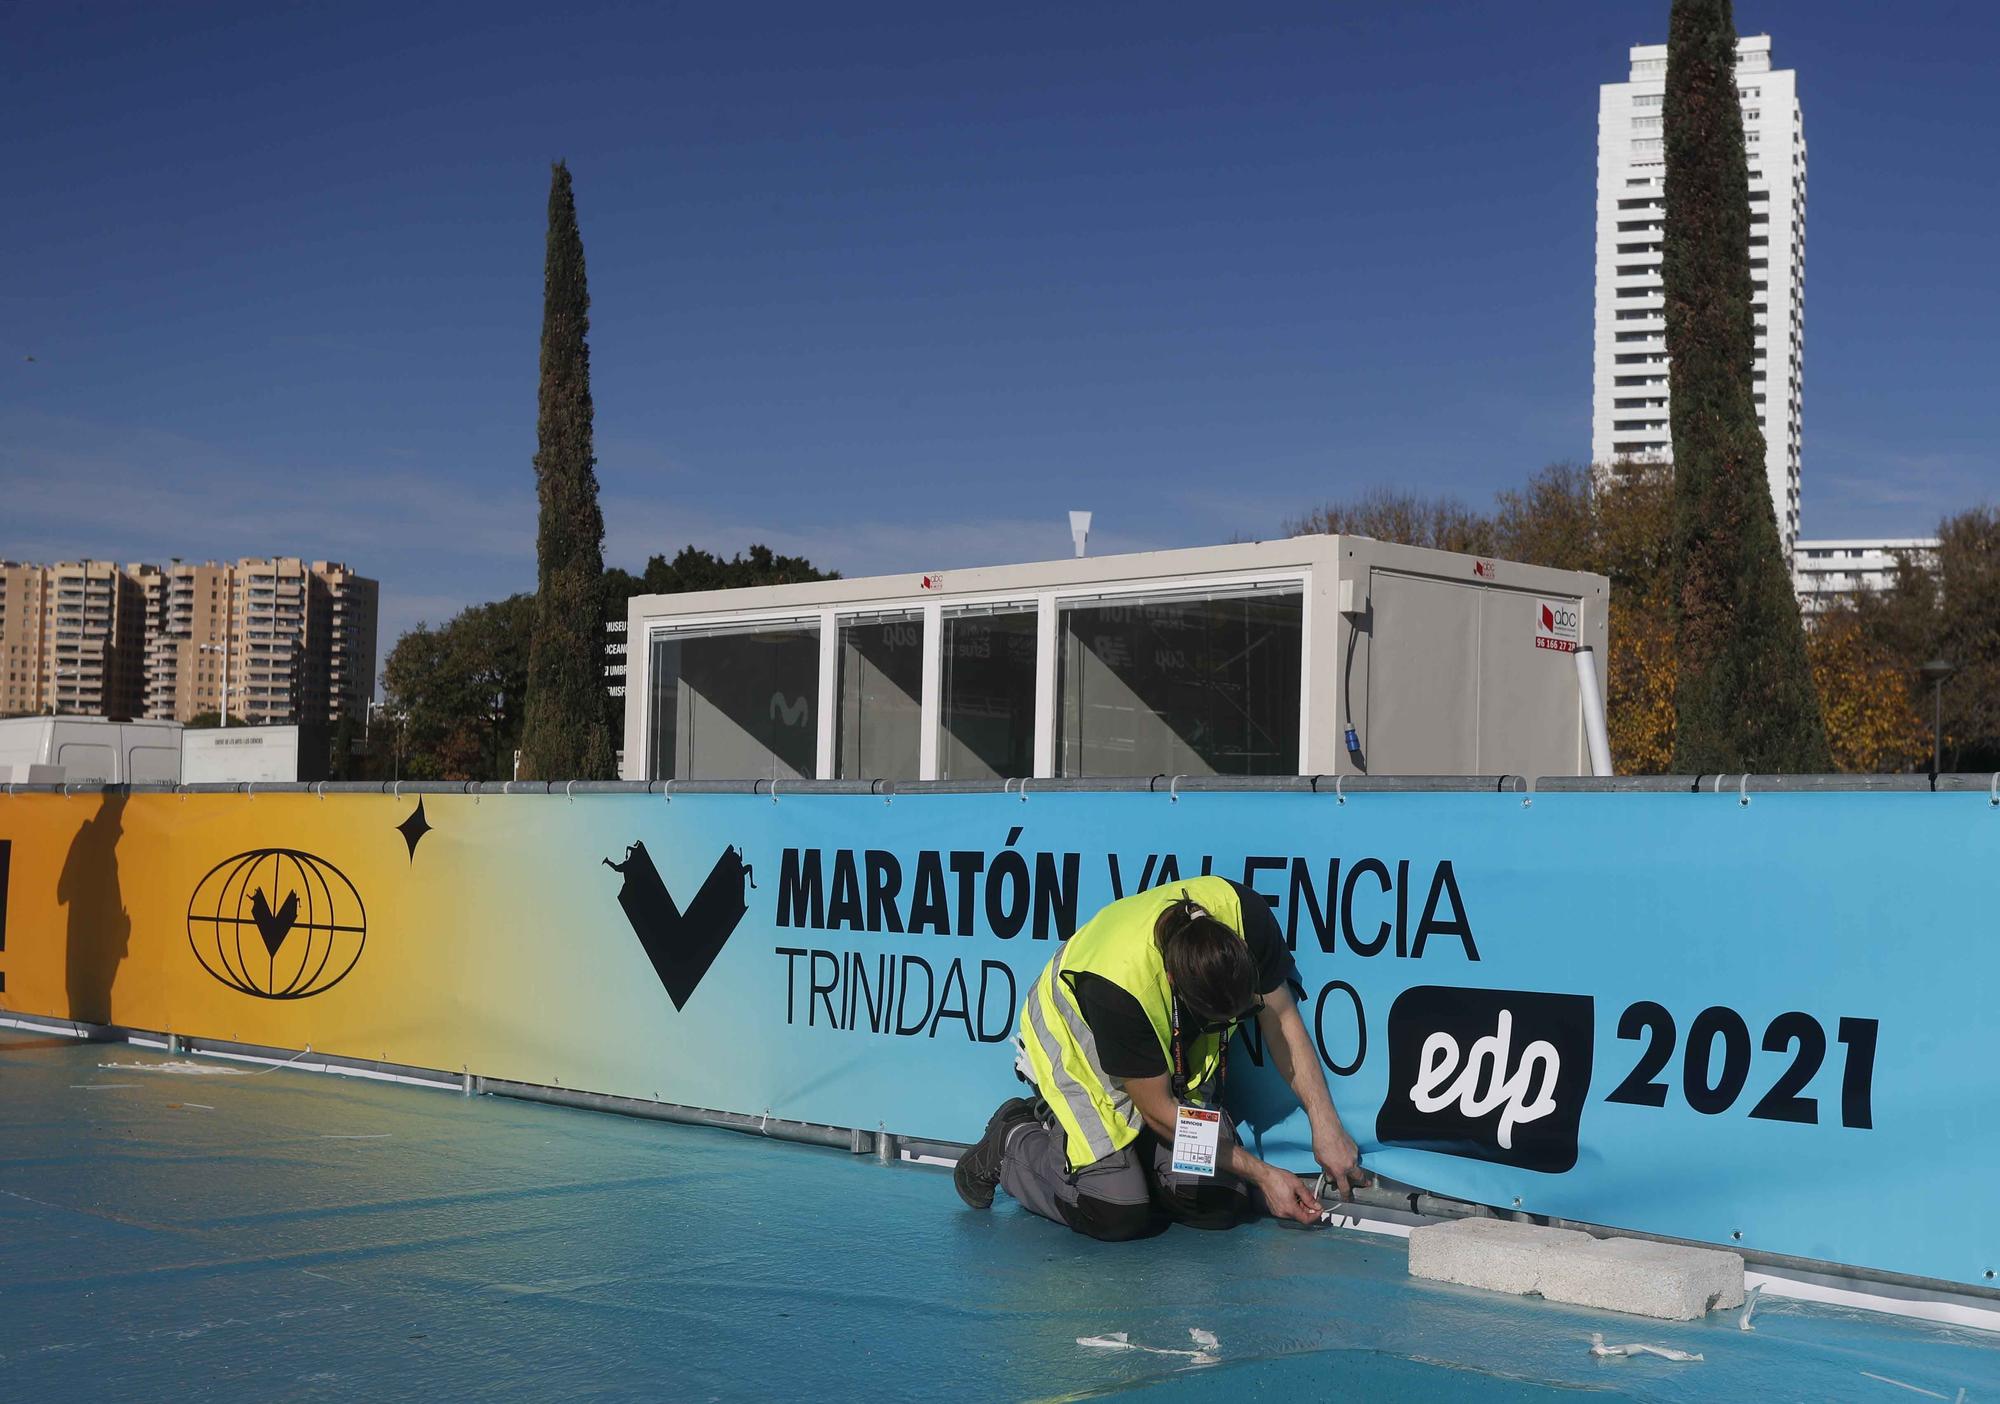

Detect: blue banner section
[589,789,1995,1287]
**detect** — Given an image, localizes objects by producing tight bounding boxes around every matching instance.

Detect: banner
[0,787,1991,1287]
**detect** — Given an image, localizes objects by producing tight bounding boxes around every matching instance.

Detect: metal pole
[1933,678,1943,774]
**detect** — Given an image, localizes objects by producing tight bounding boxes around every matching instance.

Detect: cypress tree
[1663,0,1829,772]
[519,161,616,780]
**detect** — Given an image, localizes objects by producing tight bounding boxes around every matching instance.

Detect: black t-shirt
[1067,881,1293,1081]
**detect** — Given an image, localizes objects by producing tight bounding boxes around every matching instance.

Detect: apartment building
[315,561,379,726]
[1593,34,1806,560]
[0,563,50,716]
[150,557,380,725]
[1793,537,1939,618]
[141,561,234,722]
[0,560,147,718]
[0,557,377,724]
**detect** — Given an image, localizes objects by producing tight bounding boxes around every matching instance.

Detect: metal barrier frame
[9,772,1996,797]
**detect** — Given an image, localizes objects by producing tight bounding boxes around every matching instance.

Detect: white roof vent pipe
[1069,511,1092,559]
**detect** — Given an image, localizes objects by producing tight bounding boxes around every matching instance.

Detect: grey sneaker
[953,1097,1037,1209]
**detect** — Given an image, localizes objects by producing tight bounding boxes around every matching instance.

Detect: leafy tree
[382,595,536,781]
[183,711,223,729]
[635,544,831,596]
[1841,508,2000,771]
[1921,507,2000,770]
[518,161,616,781]
[1661,0,1829,771]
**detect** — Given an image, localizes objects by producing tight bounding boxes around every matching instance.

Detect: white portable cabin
[618,535,1609,784]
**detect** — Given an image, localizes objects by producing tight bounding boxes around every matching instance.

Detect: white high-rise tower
[1592,34,1805,559]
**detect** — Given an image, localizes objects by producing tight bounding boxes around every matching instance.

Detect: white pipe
[1574,645,1614,777]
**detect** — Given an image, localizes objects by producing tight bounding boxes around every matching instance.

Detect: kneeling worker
[954,874,1365,1240]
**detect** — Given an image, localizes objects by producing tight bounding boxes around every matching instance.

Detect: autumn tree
[1835,508,2000,772]
[1290,462,1686,772]
[1804,605,1927,773]
[1287,489,1497,556]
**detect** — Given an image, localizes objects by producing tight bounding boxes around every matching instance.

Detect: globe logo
[186,849,366,999]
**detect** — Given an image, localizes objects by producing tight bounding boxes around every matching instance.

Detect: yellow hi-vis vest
[1019,875,1248,1171]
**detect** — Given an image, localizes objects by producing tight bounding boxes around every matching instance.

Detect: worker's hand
[1313,1124,1368,1200]
[1258,1166,1323,1225]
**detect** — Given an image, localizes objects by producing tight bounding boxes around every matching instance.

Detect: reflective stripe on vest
[1016,874,1248,1171]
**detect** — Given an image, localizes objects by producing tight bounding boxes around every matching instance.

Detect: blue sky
[5,1,1996,676]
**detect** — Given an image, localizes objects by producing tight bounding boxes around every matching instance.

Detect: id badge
[1171,1105,1222,1178]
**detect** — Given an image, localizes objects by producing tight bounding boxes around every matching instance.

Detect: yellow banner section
[2,792,529,1076]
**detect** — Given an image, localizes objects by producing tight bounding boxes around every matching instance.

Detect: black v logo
[250,887,301,957]
[603,843,754,1010]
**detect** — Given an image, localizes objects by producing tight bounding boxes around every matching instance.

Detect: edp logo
[1376,986,1595,1174]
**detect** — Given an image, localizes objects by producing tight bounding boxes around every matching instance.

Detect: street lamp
[45,666,77,716]
[1918,658,1955,774]
[198,641,230,728]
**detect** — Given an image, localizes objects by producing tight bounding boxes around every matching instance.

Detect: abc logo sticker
[1376,985,1594,1173]
[1534,597,1580,653]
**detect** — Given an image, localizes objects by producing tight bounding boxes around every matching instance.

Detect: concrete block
[1407,1219,1744,1321]
[1406,1218,1593,1297]
[1537,1236,1745,1320]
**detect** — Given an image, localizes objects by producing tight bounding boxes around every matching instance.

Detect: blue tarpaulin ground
[2,1028,1996,1401]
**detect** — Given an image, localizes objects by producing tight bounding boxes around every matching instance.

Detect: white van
[0,717,184,784]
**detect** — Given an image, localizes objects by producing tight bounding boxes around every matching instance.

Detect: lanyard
[1169,997,1228,1104]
